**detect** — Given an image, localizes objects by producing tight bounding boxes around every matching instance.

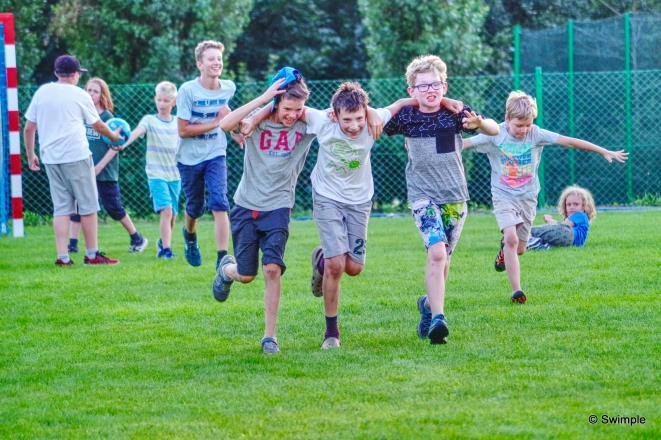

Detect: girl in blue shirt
[527,185,596,249]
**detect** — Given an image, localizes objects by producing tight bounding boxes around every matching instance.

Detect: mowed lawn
[0,211,658,439]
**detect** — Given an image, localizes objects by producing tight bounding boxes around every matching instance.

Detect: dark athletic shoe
[417,295,432,339]
[212,254,236,302]
[428,314,449,345]
[511,290,527,304]
[182,227,201,267]
[494,240,506,272]
[261,337,280,354]
[310,246,324,297]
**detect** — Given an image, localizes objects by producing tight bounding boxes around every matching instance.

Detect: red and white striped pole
[0,13,22,237]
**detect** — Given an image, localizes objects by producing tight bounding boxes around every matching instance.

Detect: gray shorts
[44,157,100,216]
[493,197,537,242]
[313,191,371,264]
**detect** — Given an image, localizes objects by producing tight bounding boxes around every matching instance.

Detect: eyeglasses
[412,81,446,92]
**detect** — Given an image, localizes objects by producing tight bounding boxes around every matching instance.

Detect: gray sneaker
[212,255,236,302]
[261,337,280,354]
[321,337,341,350]
[311,246,324,297]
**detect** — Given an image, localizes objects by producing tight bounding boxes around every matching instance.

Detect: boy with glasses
[384,55,499,345]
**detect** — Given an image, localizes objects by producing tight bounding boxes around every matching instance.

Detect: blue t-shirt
[569,211,590,246]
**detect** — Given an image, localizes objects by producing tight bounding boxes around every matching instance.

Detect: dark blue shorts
[70,180,126,222]
[177,156,229,218]
[230,205,291,276]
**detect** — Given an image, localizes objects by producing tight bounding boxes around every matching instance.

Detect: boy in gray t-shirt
[464,91,628,304]
[212,68,316,354]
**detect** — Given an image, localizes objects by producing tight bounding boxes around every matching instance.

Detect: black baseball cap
[54,55,88,75]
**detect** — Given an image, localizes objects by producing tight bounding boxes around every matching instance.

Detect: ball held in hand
[102,118,131,146]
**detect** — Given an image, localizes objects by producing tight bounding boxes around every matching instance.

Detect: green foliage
[358,0,492,78]
[1,213,659,437]
[633,193,661,206]
[52,0,254,83]
[228,0,368,81]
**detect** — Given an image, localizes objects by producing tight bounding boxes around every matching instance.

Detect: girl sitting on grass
[527,185,596,250]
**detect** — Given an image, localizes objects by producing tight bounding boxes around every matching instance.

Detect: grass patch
[0,211,659,438]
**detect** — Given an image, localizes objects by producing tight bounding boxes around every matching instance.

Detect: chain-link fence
[16,68,661,218]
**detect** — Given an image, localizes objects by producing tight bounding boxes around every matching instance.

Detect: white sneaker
[311,246,324,297]
[321,337,341,350]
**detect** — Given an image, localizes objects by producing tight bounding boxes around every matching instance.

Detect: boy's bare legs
[53,215,73,257]
[502,226,523,292]
[321,254,363,348]
[212,210,229,251]
[425,242,448,316]
[118,214,137,235]
[80,212,99,252]
[159,207,173,248]
[262,263,282,338]
[184,213,197,234]
[69,220,81,243]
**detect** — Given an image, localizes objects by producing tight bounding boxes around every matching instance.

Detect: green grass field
[1,211,659,439]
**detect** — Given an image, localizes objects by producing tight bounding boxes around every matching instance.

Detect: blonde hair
[405,55,447,87]
[86,77,114,112]
[155,81,177,99]
[558,185,596,221]
[506,91,537,120]
[195,40,224,62]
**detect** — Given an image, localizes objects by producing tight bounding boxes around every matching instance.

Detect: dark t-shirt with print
[384,105,477,204]
[87,110,118,182]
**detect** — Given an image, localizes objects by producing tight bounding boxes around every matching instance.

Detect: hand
[262,78,286,103]
[110,126,123,143]
[366,108,383,140]
[27,154,40,171]
[603,149,628,163]
[240,118,256,138]
[441,97,464,114]
[230,131,246,149]
[543,214,555,223]
[461,110,483,130]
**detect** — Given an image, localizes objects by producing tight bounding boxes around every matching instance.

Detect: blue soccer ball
[102,118,131,146]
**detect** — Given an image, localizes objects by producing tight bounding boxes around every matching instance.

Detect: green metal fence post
[567,20,576,184]
[535,67,546,207]
[624,12,634,202]
[513,24,521,89]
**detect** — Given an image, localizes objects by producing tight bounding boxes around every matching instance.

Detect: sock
[85,248,98,259]
[325,315,340,339]
[317,255,325,274]
[186,231,197,242]
[130,232,141,243]
[58,255,70,263]
[69,238,78,248]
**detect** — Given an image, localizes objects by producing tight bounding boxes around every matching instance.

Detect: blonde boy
[121,81,181,258]
[464,91,627,303]
[384,55,499,344]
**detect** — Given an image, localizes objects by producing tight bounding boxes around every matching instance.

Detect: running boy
[383,55,499,345]
[212,68,315,354]
[120,81,180,259]
[177,40,235,269]
[306,82,419,350]
[464,91,627,303]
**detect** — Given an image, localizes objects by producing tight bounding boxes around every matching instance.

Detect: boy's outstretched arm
[111,125,146,151]
[219,78,285,132]
[462,111,499,135]
[556,136,628,163]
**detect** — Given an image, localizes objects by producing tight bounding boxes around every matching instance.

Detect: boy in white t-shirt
[305,82,416,350]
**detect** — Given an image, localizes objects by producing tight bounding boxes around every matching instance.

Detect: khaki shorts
[493,197,537,242]
[313,191,371,264]
[44,157,100,216]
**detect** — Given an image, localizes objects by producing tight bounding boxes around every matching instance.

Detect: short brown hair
[331,82,369,115]
[505,91,537,120]
[281,78,310,102]
[195,40,224,62]
[86,77,114,112]
[405,55,447,87]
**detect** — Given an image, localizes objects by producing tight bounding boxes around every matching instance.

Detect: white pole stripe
[7,87,17,109]
[10,174,22,198]
[9,132,19,153]
[4,44,15,67]
[12,218,23,237]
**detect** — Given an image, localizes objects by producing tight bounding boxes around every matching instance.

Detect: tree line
[5,0,656,84]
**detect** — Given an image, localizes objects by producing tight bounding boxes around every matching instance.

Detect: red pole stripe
[0,14,15,43]
[9,154,21,174]
[11,197,23,216]
[8,111,19,131]
[6,68,16,88]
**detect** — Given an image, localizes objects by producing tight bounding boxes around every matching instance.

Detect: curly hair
[331,82,369,115]
[558,185,596,221]
[405,55,447,87]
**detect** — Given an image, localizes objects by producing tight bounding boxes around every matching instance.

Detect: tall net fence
[16,68,661,218]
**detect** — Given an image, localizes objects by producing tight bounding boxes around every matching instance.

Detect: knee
[345,259,363,276]
[262,263,282,280]
[237,274,256,284]
[325,257,345,278]
[427,243,448,265]
[160,207,173,219]
[503,233,519,249]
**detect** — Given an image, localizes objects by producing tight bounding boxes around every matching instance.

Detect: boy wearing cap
[177,40,236,269]
[23,54,122,266]
[212,68,315,354]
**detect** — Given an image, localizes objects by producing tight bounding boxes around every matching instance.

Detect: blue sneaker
[157,238,163,256]
[182,227,201,267]
[261,337,280,354]
[212,254,235,302]
[428,313,449,345]
[417,295,432,338]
